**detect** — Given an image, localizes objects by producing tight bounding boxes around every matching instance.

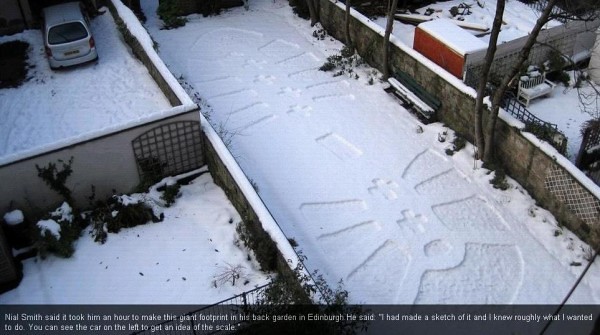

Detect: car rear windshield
[48,22,88,45]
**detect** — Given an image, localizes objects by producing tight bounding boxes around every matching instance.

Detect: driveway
[0,8,171,160]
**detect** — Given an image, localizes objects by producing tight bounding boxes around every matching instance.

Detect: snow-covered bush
[88,195,162,244]
[319,46,364,79]
[157,0,187,29]
[160,183,181,207]
[34,203,82,259]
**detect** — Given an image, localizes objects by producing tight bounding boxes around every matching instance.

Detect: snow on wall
[0,105,196,167]
[109,0,195,107]
[200,114,301,270]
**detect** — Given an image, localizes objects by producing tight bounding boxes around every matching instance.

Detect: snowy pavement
[144,0,600,304]
[0,8,171,160]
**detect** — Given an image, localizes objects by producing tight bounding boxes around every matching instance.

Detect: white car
[43,2,98,69]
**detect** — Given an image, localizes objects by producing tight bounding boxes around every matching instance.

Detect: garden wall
[0,107,201,218]
[318,0,600,244]
[201,120,305,296]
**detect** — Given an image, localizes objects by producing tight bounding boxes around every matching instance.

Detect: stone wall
[107,1,182,106]
[317,0,599,244]
[202,130,303,289]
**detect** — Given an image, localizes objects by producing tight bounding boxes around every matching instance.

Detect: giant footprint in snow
[301,147,524,303]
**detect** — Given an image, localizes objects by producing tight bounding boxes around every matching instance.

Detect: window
[48,22,88,45]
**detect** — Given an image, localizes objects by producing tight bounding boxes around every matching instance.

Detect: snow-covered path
[144,0,599,304]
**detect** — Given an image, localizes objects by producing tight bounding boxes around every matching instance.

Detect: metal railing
[132,283,272,335]
[501,92,566,153]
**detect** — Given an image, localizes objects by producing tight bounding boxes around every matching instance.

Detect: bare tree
[473,0,505,160]
[383,0,399,80]
[345,0,353,52]
[475,0,600,162]
[306,0,320,26]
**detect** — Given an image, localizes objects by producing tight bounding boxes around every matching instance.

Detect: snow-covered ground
[527,78,596,162]
[0,169,270,304]
[141,0,600,304]
[0,8,171,159]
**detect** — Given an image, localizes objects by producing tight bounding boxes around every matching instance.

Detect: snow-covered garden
[2,0,600,307]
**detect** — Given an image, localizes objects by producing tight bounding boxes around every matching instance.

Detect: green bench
[384,71,441,121]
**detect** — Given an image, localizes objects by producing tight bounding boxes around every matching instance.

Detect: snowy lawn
[142,0,600,304]
[0,168,270,304]
[0,8,171,160]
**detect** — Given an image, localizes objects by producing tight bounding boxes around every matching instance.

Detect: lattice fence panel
[132,121,203,183]
[544,164,600,224]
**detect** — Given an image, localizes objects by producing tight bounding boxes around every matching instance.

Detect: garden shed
[414,18,487,79]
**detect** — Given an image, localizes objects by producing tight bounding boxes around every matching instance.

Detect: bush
[241,253,369,334]
[88,195,162,243]
[35,157,74,203]
[236,220,278,272]
[490,169,510,190]
[289,0,310,20]
[157,0,187,29]
[0,40,29,89]
[319,46,363,79]
[445,134,467,156]
[161,183,181,207]
[198,0,222,16]
[34,203,83,259]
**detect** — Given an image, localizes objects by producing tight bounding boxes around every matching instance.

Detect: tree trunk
[383,0,399,81]
[307,0,318,26]
[345,0,353,51]
[474,0,505,160]
[482,0,559,162]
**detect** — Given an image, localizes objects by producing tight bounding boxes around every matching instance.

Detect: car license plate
[64,50,80,56]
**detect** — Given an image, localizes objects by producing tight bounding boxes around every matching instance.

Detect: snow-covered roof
[417,18,488,55]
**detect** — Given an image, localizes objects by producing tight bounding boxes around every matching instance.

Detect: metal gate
[132,121,204,183]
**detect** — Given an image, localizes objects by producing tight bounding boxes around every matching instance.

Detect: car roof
[43,2,85,27]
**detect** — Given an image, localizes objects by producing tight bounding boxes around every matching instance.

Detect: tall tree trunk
[474,0,505,160]
[482,0,559,162]
[307,0,318,26]
[345,0,353,51]
[383,0,399,80]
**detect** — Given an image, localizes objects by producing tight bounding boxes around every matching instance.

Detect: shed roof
[417,18,487,55]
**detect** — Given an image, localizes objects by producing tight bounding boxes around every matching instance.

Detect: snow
[3,0,600,306]
[37,220,61,239]
[3,210,24,226]
[138,0,600,304]
[0,170,270,304]
[417,19,488,55]
[0,7,171,161]
[50,202,74,223]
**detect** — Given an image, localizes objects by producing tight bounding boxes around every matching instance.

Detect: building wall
[0,0,25,35]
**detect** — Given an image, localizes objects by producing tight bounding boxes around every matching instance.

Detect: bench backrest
[519,73,545,89]
[394,71,442,110]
